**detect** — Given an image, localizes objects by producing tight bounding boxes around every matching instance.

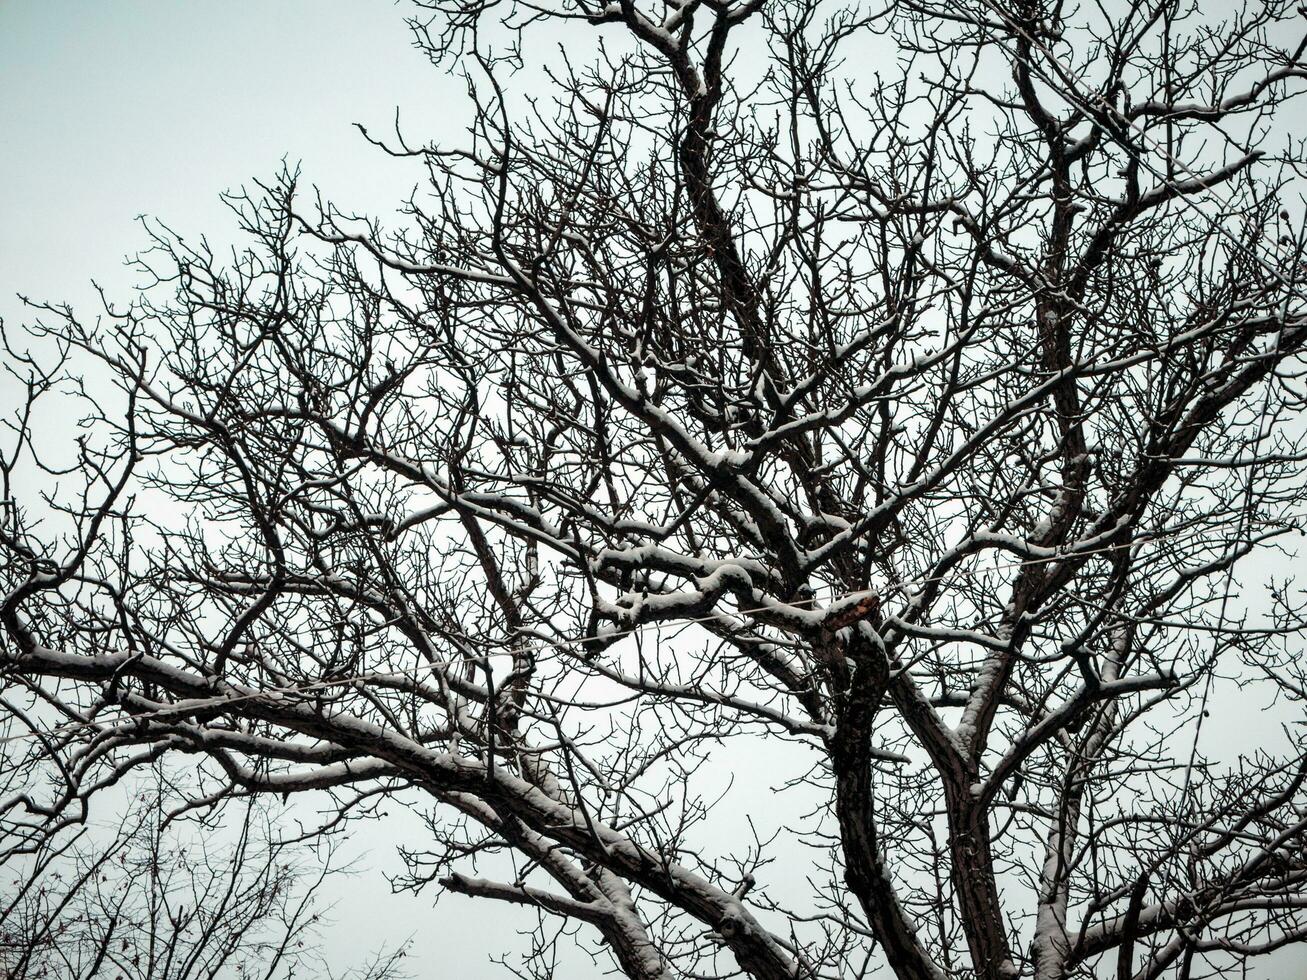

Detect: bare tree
[5,0,1307,977]
[0,754,405,980]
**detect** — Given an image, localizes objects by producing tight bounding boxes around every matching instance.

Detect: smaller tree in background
[0,757,406,980]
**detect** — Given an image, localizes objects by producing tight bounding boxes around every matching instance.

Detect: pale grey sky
[0,1,447,323]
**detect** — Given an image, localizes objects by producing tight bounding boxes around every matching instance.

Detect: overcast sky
[0,1,449,323]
